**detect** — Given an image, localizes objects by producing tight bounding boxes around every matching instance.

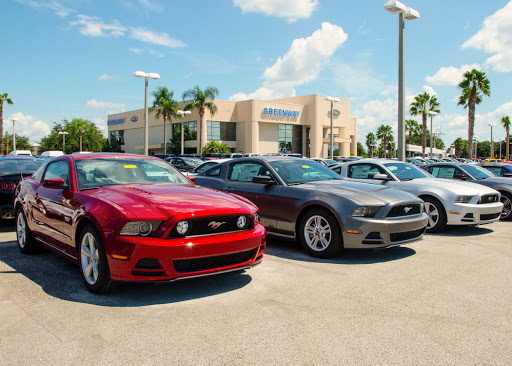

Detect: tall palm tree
[502,116,511,161]
[0,93,14,155]
[458,69,491,159]
[182,86,219,154]
[365,132,376,157]
[405,119,420,157]
[150,87,179,154]
[376,124,393,158]
[409,92,441,158]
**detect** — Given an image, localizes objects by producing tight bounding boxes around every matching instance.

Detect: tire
[423,197,447,233]
[499,192,512,221]
[298,208,343,258]
[79,224,119,294]
[16,208,37,254]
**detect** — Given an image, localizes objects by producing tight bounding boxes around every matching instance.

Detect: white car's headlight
[351,206,381,217]
[454,195,475,203]
[120,221,156,236]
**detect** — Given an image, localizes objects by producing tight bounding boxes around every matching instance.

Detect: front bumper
[106,224,266,282]
[445,202,503,225]
[342,213,429,249]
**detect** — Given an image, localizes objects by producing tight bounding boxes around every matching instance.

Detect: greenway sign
[262,107,300,118]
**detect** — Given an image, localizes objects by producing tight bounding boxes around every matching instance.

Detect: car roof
[69,152,160,161]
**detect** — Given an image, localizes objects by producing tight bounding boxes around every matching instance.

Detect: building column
[198,118,208,154]
[251,121,259,154]
[310,123,323,158]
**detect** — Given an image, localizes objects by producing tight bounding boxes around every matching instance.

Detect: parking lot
[1,221,511,365]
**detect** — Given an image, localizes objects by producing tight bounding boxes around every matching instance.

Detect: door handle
[224,187,234,192]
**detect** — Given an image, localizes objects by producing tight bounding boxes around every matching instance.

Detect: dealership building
[107,94,357,158]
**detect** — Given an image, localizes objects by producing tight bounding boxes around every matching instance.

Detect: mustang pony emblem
[403,206,413,213]
[208,221,227,230]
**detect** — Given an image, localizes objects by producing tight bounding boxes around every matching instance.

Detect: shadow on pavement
[0,239,253,307]
[428,225,494,237]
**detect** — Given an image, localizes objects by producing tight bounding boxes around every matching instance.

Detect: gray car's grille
[168,215,254,238]
[480,212,500,221]
[386,203,422,218]
[172,249,256,273]
[478,194,500,204]
[390,227,426,243]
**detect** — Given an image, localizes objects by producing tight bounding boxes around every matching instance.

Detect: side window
[348,164,384,179]
[43,160,70,186]
[205,166,221,177]
[485,167,502,176]
[433,166,455,178]
[32,164,46,182]
[228,162,266,182]
[196,162,214,174]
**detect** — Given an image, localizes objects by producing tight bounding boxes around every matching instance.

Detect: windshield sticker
[301,165,310,168]
[124,165,137,168]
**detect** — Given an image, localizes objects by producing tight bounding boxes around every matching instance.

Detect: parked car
[0,156,46,220]
[153,154,175,159]
[14,153,265,293]
[194,157,428,258]
[202,153,222,160]
[311,158,338,167]
[420,162,512,220]
[222,153,244,159]
[243,153,261,157]
[331,159,503,232]
[480,162,512,178]
[189,158,232,176]
[8,150,32,156]
[39,150,64,158]
[165,156,203,172]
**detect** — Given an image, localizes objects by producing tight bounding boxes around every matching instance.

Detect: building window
[207,121,236,141]
[172,121,197,141]
[278,124,303,154]
[109,130,124,145]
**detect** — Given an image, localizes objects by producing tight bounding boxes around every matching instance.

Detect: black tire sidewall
[499,192,512,221]
[16,208,35,254]
[299,208,342,258]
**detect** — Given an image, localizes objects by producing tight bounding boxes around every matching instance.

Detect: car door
[427,165,470,180]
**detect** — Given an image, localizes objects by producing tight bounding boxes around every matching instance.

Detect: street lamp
[384,0,420,162]
[133,70,160,156]
[79,129,83,152]
[498,138,503,160]
[488,123,496,159]
[58,131,68,153]
[177,110,192,156]
[324,96,340,159]
[473,135,478,159]
[11,117,17,152]
[428,111,436,158]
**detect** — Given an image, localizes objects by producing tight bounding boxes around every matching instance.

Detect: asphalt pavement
[1,220,511,365]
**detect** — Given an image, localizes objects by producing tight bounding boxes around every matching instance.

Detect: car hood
[396,178,498,195]
[89,183,255,219]
[480,177,512,185]
[295,180,421,206]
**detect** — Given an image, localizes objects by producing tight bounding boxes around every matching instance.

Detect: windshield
[75,158,191,190]
[182,157,203,167]
[383,162,430,180]
[0,158,46,176]
[269,159,342,185]
[461,164,495,179]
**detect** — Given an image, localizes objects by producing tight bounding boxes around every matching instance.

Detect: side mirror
[42,178,68,189]
[453,173,468,180]
[187,176,196,183]
[373,173,390,181]
[252,175,277,185]
[503,172,512,177]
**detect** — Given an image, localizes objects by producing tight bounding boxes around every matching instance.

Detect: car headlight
[237,215,248,229]
[176,220,190,235]
[454,195,475,203]
[120,221,156,236]
[253,212,260,224]
[351,206,381,217]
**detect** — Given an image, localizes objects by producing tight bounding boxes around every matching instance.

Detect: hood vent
[124,186,151,195]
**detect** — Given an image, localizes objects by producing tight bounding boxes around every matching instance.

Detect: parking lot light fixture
[384,0,420,162]
[428,111,437,157]
[11,117,17,152]
[58,131,68,153]
[133,71,161,156]
[488,123,496,158]
[324,96,340,159]
[177,110,192,156]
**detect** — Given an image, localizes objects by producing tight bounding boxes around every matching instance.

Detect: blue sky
[3,0,512,149]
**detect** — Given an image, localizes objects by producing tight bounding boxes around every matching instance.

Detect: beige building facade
[107,94,357,158]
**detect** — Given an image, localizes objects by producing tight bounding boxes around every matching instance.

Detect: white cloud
[423,85,437,96]
[462,2,512,72]
[353,98,397,142]
[229,22,347,101]
[233,0,318,23]
[7,112,51,142]
[129,47,144,54]
[425,64,481,86]
[17,0,75,17]
[128,27,186,48]
[137,0,164,13]
[85,100,126,115]
[98,73,119,81]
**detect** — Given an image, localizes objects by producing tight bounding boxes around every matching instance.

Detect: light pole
[11,117,17,152]
[324,96,340,159]
[428,111,436,158]
[177,110,191,156]
[79,129,83,152]
[384,0,420,162]
[473,136,478,159]
[488,123,496,158]
[498,138,503,160]
[133,71,160,156]
[58,131,68,153]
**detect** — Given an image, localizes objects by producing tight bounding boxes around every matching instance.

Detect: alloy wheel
[304,215,332,251]
[81,232,100,285]
[424,201,439,229]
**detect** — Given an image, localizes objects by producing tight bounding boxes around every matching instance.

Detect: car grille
[480,212,500,221]
[478,194,500,204]
[172,249,256,273]
[390,227,426,243]
[386,203,422,218]
[168,215,253,238]
[0,191,14,206]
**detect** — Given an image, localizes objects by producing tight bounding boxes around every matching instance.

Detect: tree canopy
[38,118,105,154]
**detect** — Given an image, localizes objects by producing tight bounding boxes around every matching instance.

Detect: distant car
[153,154,175,159]
[485,159,503,163]
[281,153,303,158]
[202,153,223,160]
[8,150,32,156]
[0,156,46,220]
[221,153,244,159]
[480,162,512,178]
[165,156,203,172]
[14,153,265,293]
[311,158,338,167]
[331,159,504,232]
[420,162,512,220]
[194,157,428,258]
[39,150,64,158]
[189,158,232,176]
[243,153,261,157]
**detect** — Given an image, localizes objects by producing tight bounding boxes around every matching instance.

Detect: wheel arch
[418,194,448,218]
[294,203,345,244]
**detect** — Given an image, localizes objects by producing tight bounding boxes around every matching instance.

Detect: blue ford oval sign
[130,116,138,122]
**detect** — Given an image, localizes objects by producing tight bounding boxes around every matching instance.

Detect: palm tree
[150,87,179,154]
[458,69,491,159]
[0,93,14,155]
[182,86,219,154]
[365,132,376,157]
[376,124,393,158]
[409,93,441,158]
[501,116,511,161]
[405,119,420,157]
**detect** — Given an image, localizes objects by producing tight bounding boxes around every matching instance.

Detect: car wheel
[299,208,343,258]
[79,224,119,294]
[499,192,512,221]
[423,197,447,233]
[16,208,37,254]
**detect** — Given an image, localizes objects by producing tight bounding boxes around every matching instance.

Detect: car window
[229,162,267,182]
[195,162,216,174]
[205,166,222,177]
[429,166,455,178]
[43,160,70,186]
[347,164,385,179]
[269,159,340,184]
[383,162,429,180]
[483,167,501,176]
[460,164,495,179]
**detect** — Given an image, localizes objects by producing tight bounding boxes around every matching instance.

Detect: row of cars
[10,153,510,294]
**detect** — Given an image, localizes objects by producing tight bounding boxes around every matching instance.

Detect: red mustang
[14,153,265,293]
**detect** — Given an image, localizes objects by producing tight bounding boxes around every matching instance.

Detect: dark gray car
[421,162,512,220]
[193,157,428,258]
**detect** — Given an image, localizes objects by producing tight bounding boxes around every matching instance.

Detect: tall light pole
[324,96,340,159]
[133,71,160,156]
[58,131,68,153]
[473,136,478,159]
[177,110,191,156]
[488,123,496,158]
[11,117,17,152]
[498,138,503,160]
[428,111,436,157]
[79,129,83,152]
[384,0,420,162]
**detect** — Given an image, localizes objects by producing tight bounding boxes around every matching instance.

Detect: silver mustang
[331,159,504,232]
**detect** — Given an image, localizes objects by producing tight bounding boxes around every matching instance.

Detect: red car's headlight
[120,221,160,236]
